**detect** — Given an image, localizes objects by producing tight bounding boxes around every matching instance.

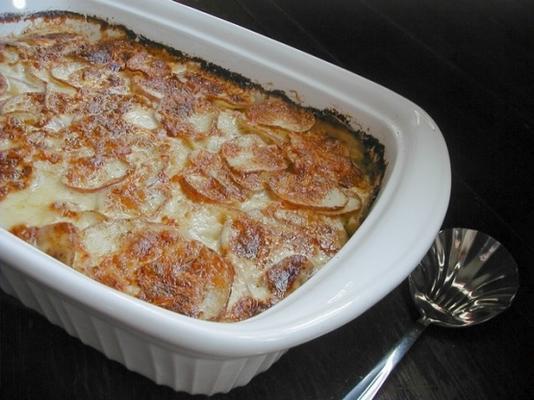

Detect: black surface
[1,1,533,399]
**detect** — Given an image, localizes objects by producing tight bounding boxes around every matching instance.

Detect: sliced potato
[179,150,246,204]
[98,159,170,218]
[35,222,80,265]
[50,61,86,85]
[228,169,264,192]
[0,147,33,200]
[318,190,362,216]
[81,219,234,320]
[62,155,130,192]
[51,61,128,93]
[245,96,315,132]
[185,69,254,109]
[221,134,287,173]
[10,222,81,266]
[126,51,171,77]
[1,92,44,115]
[28,64,78,95]
[0,73,9,98]
[236,116,289,144]
[123,105,159,130]
[0,46,20,65]
[268,172,347,210]
[264,254,313,300]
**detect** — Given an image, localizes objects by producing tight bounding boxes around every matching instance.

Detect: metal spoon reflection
[342,228,519,400]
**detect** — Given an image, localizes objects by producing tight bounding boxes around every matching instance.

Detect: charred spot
[266,255,312,299]
[226,296,269,321]
[231,218,268,260]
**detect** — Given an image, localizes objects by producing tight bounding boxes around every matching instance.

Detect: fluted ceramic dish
[0,0,450,394]
[343,228,519,400]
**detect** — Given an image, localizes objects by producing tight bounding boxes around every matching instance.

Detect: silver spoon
[342,227,519,400]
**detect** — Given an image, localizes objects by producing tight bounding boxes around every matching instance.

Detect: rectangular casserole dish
[0,0,451,395]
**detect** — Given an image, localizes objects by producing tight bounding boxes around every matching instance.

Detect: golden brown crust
[85,221,234,319]
[0,147,33,200]
[0,12,385,322]
[221,134,287,174]
[245,96,315,132]
[184,69,254,109]
[225,296,269,322]
[62,155,130,192]
[10,224,40,243]
[11,222,80,264]
[180,150,247,205]
[265,254,313,300]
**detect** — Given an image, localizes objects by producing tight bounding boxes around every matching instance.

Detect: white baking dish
[0,0,451,395]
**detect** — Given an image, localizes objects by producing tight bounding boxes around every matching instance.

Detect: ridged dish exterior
[0,264,285,394]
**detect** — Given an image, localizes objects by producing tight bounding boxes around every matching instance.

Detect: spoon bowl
[410,228,519,327]
[343,228,519,400]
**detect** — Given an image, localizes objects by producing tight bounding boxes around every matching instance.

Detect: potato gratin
[0,12,385,321]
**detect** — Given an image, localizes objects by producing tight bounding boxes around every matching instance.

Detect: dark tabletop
[1,1,533,399]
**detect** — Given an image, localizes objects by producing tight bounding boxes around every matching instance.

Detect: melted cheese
[0,164,99,227]
[0,13,384,322]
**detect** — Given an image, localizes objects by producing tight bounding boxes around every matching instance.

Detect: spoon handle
[342,317,430,400]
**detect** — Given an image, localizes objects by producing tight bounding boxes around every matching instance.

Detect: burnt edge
[0,9,386,180]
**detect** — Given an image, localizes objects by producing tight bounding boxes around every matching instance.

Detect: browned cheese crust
[0,12,385,322]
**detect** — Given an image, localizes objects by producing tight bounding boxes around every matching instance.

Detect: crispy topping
[1,92,44,115]
[225,216,270,261]
[221,134,287,173]
[49,201,80,219]
[10,224,39,243]
[0,148,32,200]
[44,90,76,114]
[126,51,171,77]
[225,296,268,322]
[84,221,234,319]
[185,70,254,109]
[288,132,365,189]
[265,255,312,300]
[0,13,384,322]
[62,155,130,192]
[0,73,8,97]
[220,210,346,319]
[100,159,170,217]
[77,38,141,70]
[245,96,315,132]
[180,150,247,204]
[269,172,348,210]
[67,113,133,157]
[227,168,264,192]
[10,222,80,265]
[135,236,232,318]
[34,222,80,265]
[156,89,217,141]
